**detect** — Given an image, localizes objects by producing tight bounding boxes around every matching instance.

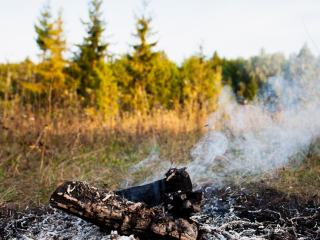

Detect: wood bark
[50,168,203,240]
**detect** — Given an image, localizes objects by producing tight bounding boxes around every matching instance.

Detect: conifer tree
[74,0,118,116]
[35,5,67,114]
[75,0,109,98]
[211,51,224,70]
[19,57,36,106]
[181,47,222,112]
[113,50,180,111]
[118,1,162,113]
[148,52,180,109]
[247,49,286,87]
[286,44,317,82]
[34,1,53,60]
[221,58,255,100]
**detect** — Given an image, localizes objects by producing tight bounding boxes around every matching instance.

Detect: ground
[1,109,320,239]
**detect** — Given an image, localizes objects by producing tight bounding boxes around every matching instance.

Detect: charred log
[114,168,193,207]
[50,181,199,240]
[162,190,204,218]
[50,169,203,240]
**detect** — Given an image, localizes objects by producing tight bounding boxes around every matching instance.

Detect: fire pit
[49,168,203,240]
[1,169,319,239]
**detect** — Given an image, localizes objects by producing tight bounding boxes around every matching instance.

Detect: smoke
[126,48,320,188]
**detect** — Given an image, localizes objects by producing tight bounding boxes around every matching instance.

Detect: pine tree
[181,47,223,112]
[148,52,180,109]
[120,2,161,113]
[74,0,118,116]
[34,1,53,60]
[247,49,286,87]
[35,6,67,114]
[221,58,255,100]
[75,0,109,99]
[211,51,224,70]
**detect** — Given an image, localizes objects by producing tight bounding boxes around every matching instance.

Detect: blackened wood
[163,190,204,218]
[114,168,193,207]
[50,181,198,240]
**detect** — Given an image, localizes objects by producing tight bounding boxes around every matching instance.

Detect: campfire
[1,167,320,239]
[43,168,320,239]
[50,168,202,240]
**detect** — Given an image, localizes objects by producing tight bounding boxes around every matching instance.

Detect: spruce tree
[246,49,286,87]
[211,51,224,70]
[181,47,222,112]
[34,1,53,60]
[35,6,67,114]
[113,1,182,113]
[121,2,160,113]
[74,0,109,99]
[148,52,180,109]
[74,0,118,116]
[221,58,255,100]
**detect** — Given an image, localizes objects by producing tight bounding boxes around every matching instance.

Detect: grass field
[0,106,319,208]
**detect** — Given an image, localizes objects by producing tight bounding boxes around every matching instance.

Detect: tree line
[0,0,317,117]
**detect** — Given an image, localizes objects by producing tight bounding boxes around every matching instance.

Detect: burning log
[50,168,203,240]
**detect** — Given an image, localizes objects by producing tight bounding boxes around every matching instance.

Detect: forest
[1,0,317,117]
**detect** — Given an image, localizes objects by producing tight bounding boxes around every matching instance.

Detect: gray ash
[192,186,320,240]
[0,206,134,240]
[1,186,320,240]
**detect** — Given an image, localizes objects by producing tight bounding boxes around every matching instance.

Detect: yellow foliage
[20,82,44,93]
[28,145,42,152]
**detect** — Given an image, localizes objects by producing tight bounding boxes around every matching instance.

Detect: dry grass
[0,105,209,208]
[1,104,319,208]
[230,139,320,202]
[266,140,320,200]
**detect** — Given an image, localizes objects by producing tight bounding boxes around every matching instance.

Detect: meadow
[1,103,319,208]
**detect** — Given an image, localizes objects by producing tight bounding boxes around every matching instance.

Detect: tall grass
[1,100,319,208]
[0,102,209,207]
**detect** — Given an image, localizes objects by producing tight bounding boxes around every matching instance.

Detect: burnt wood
[49,168,203,240]
[50,180,200,240]
[114,167,193,206]
[162,190,204,218]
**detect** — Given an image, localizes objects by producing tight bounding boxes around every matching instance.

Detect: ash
[191,186,320,240]
[1,187,319,240]
[0,206,135,240]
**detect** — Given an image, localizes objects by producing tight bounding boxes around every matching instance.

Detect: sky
[1,0,320,64]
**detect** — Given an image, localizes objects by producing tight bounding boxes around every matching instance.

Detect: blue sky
[1,0,320,64]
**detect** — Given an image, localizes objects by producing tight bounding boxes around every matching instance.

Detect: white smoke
[127,48,320,187]
[188,48,320,186]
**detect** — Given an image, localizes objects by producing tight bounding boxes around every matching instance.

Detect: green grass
[231,140,320,203]
[268,144,320,200]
